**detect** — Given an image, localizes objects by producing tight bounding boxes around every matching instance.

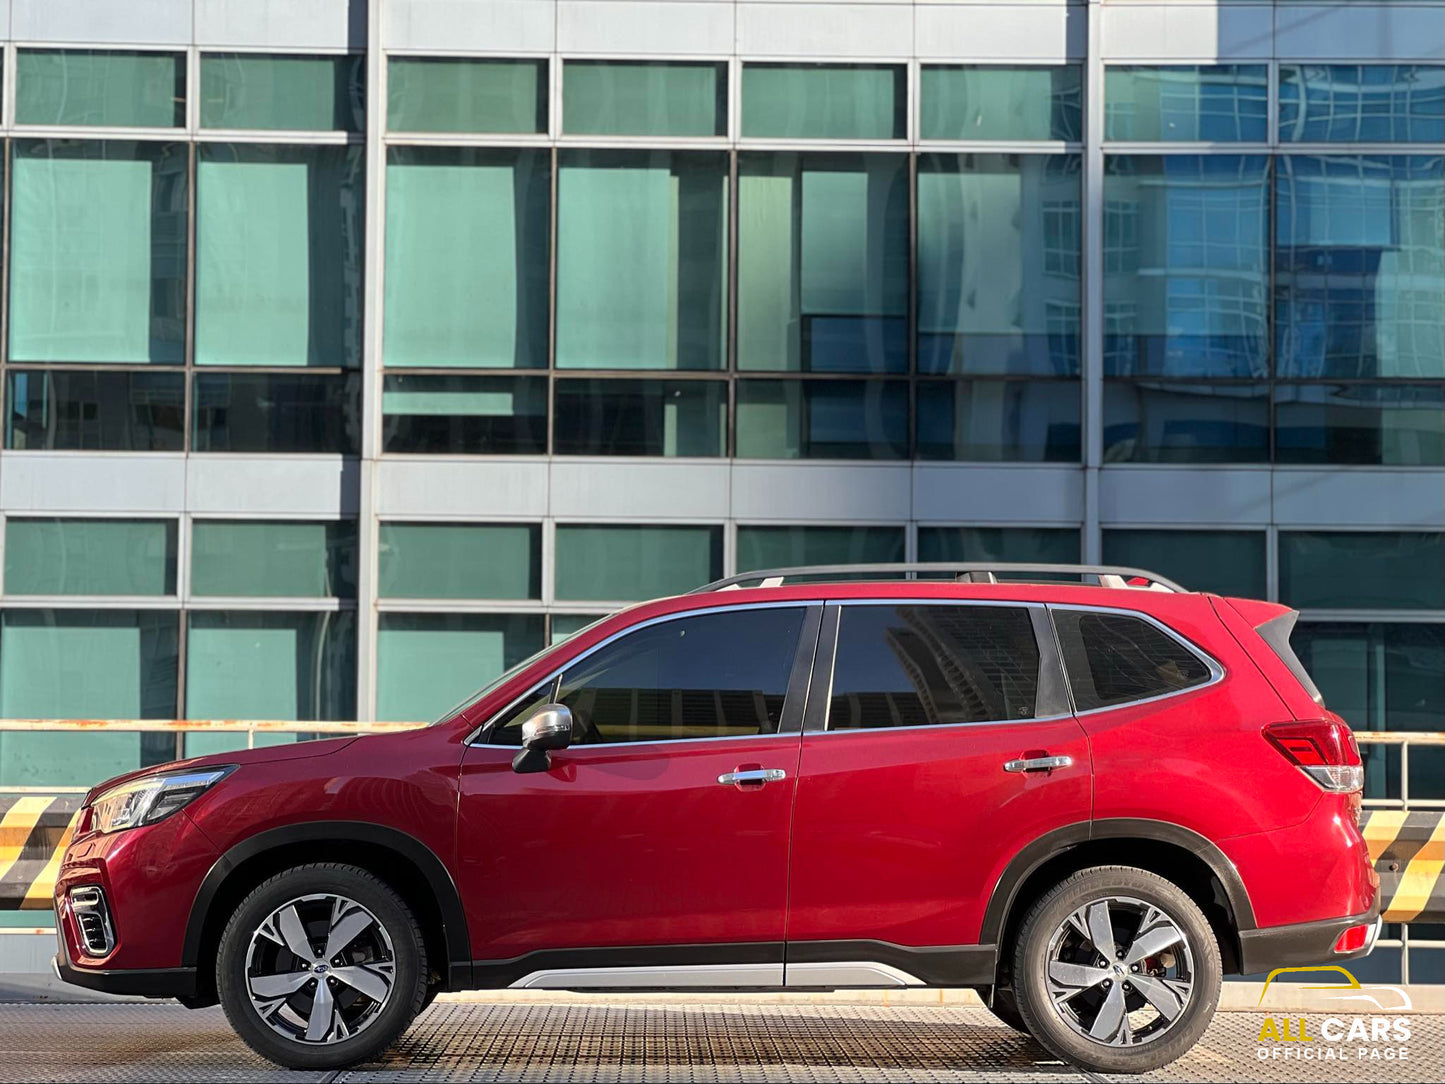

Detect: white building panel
[0,455,188,514]
[558,2,736,55]
[913,465,1085,524]
[1272,470,1445,528]
[917,4,1085,62]
[195,0,362,50]
[732,463,913,521]
[550,461,732,519]
[385,0,557,54]
[1099,467,1272,527]
[376,459,551,519]
[12,0,192,45]
[736,3,915,58]
[1102,2,1275,61]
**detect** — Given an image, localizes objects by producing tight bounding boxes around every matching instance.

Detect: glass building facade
[0,1,1440,821]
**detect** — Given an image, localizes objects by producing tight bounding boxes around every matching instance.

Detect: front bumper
[1237,903,1381,976]
[53,953,197,999]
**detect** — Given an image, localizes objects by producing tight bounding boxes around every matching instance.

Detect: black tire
[1011,866,1221,1075]
[972,985,1028,1033]
[217,863,427,1070]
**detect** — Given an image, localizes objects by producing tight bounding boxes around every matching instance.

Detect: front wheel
[1011,865,1221,1075]
[217,863,427,1069]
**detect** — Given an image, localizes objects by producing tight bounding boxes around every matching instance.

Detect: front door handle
[1004,755,1073,773]
[718,768,787,787]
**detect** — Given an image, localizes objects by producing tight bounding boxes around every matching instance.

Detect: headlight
[89,767,235,834]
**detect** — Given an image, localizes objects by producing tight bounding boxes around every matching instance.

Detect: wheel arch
[981,819,1256,981]
[182,821,471,1004]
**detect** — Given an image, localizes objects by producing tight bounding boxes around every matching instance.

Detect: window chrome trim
[1046,602,1226,718]
[464,599,816,746]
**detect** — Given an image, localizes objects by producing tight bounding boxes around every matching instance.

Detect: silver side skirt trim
[507,961,929,990]
[509,963,784,989]
[784,962,925,988]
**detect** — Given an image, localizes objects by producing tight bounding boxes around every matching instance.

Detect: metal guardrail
[1356,730,1445,810]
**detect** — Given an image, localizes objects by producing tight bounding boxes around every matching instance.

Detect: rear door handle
[718,768,787,787]
[1003,755,1073,773]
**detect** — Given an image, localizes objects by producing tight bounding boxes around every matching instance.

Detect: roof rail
[692,563,1187,594]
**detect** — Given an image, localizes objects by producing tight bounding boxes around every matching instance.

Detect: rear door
[785,600,1091,986]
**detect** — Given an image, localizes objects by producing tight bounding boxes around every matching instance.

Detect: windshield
[426,614,613,725]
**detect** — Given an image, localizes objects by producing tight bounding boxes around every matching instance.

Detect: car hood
[82,735,362,805]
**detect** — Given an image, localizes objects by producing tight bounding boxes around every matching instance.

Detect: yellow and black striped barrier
[1361,809,1445,925]
[0,794,84,910]
[3,793,1442,923]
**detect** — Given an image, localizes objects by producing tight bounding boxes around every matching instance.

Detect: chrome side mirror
[512,703,573,773]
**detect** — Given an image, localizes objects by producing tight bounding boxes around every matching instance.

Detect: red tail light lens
[1264,720,1364,793]
[1333,924,1370,953]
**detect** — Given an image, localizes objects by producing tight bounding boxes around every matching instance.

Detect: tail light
[1263,719,1363,793]
[1332,923,1371,954]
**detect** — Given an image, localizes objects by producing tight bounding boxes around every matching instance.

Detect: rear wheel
[1011,866,1221,1075]
[217,863,427,1069]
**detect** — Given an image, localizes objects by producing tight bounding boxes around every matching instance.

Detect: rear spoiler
[1219,598,1325,708]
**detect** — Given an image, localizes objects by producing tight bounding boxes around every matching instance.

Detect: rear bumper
[53,953,197,999]
[1237,904,1381,976]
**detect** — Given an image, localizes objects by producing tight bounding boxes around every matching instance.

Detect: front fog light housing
[89,767,234,834]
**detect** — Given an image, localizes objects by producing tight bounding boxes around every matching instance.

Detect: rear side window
[555,606,806,744]
[1053,609,1212,711]
[828,604,1040,728]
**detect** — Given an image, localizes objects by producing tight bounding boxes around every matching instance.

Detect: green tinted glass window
[0,610,178,719]
[388,57,546,134]
[191,521,357,598]
[564,61,725,137]
[743,64,905,140]
[921,66,1082,141]
[10,140,187,364]
[379,524,540,600]
[186,612,355,720]
[201,53,364,131]
[1106,66,1268,142]
[551,614,605,645]
[377,613,545,722]
[0,732,175,788]
[919,154,1082,376]
[196,144,363,367]
[736,526,905,571]
[738,153,908,373]
[555,525,722,602]
[1280,532,1445,610]
[384,148,550,368]
[918,527,1081,565]
[381,373,548,454]
[557,151,727,370]
[5,518,176,596]
[1103,529,1266,598]
[16,49,183,128]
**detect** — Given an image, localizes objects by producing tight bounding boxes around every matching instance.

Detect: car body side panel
[787,720,1092,949]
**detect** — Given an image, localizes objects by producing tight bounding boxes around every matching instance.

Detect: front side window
[553,607,807,744]
[1053,610,1212,712]
[828,604,1040,729]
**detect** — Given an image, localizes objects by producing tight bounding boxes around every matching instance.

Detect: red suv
[54,564,1378,1074]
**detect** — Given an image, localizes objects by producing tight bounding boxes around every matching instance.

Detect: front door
[457,603,818,987]
[786,601,1092,986]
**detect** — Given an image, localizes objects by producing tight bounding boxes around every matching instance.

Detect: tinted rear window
[828,603,1040,728]
[1053,609,1212,711]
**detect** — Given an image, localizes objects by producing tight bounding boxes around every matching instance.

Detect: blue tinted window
[1106,66,1268,142]
[1280,65,1445,144]
[736,379,909,460]
[918,154,1081,376]
[917,380,1080,462]
[1103,156,1270,378]
[1103,382,1269,464]
[1276,384,1445,466]
[1275,155,1444,379]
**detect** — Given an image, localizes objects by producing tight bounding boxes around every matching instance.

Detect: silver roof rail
[693,563,1187,594]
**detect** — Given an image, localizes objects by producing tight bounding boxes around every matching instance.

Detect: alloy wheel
[1044,894,1195,1047]
[244,893,397,1045]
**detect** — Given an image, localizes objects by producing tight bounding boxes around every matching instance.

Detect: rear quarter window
[1053,609,1213,711]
